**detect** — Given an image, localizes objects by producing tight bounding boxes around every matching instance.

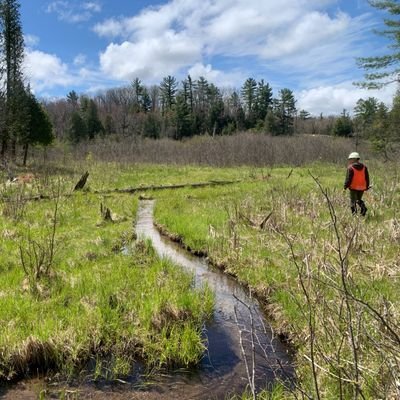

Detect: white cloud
[24,34,40,47]
[100,31,202,81]
[46,0,102,23]
[73,54,87,65]
[94,0,371,87]
[187,63,245,88]
[296,82,397,116]
[24,49,75,91]
[93,18,125,38]
[83,2,102,13]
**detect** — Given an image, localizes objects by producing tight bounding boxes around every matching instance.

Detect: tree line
[1,0,400,165]
[43,74,400,159]
[46,76,303,143]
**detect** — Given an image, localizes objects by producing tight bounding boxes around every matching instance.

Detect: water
[0,200,293,400]
[132,200,294,398]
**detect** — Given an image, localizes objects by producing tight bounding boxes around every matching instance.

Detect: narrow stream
[133,200,294,399]
[0,200,293,400]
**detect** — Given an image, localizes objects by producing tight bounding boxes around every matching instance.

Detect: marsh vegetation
[0,134,399,399]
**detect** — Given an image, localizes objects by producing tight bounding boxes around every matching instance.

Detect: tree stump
[100,203,113,221]
[74,171,89,191]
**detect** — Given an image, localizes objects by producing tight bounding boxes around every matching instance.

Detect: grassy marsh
[0,172,214,382]
[1,159,399,399]
[152,162,400,399]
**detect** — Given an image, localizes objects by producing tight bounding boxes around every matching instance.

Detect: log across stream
[0,200,293,400]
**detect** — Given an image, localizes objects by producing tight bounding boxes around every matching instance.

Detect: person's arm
[344,167,353,189]
[365,166,370,189]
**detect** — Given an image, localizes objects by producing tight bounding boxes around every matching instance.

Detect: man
[344,152,370,216]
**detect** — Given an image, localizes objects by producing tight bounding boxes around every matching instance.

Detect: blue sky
[20,0,397,115]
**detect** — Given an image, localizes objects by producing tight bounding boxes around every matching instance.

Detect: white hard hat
[348,152,360,159]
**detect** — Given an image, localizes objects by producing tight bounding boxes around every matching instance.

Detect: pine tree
[241,77,257,128]
[0,0,25,157]
[207,83,224,136]
[255,79,273,122]
[159,75,177,113]
[23,91,54,165]
[85,99,104,139]
[228,91,245,132]
[369,102,392,158]
[67,90,79,110]
[68,111,88,143]
[333,109,353,137]
[356,0,400,88]
[174,92,192,139]
[131,78,144,113]
[270,89,297,135]
[354,97,379,144]
[141,87,152,113]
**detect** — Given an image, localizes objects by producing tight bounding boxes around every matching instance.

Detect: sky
[20,0,398,115]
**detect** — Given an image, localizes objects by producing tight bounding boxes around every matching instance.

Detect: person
[344,152,370,216]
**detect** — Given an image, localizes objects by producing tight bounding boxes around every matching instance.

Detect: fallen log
[1,179,243,203]
[95,179,242,194]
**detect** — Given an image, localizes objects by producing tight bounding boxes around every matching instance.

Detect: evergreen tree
[265,108,280,135]
[142,113,161,139]
[0,0,25,157]
[369,102,391,158]
[131,77,144,113]
[174,92,192,139]
[207,83,224,136]
[269,89,297,135]
[356,0,400,88]
[141,87,152,113]
[365,92,400,159]
[159,75,177,113]
[186,75,195,113]
[7,79,30,154]
[195,76,209,113]
[333,109,353,137]
[23,91,54,165]
[241,77,257,128]
[228,91,245,132]
[68,111,87,143]
[180,76,195,133]
[299,109,311,120]
[85,99,104,139]
[354,97,379,144]
[255,79,273,122]
[66,90,79,109]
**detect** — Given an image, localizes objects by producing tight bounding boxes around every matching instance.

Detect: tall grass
[0,178,214,381]
[32,132,369,167]
[153,161,400,399]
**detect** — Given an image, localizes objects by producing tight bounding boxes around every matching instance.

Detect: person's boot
[351,205,357,215]
[359,201,367,216]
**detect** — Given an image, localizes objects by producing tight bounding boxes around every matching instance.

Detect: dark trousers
[349,190,367,215]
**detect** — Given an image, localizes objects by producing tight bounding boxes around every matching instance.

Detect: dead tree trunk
[74,171,89,191]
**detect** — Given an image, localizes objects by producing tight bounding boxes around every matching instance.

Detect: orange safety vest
[349,165,367,191]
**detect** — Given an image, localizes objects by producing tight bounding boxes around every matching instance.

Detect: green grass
[1,160,399,398]
[0,179,214,381]
[151,161,400,399]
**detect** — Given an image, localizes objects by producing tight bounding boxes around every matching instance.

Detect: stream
[132,200,294,399]
[0,200,293,400]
